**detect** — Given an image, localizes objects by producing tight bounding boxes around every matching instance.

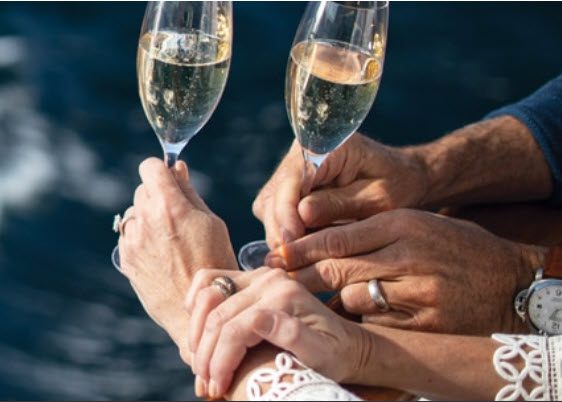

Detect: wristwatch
[515,245,562,335]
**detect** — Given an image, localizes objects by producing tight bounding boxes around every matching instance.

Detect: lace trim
[547,336,562,401]
[246,352,362,401]
[492,334,547,401]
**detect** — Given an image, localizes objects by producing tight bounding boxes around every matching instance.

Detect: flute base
[238,240,270,271]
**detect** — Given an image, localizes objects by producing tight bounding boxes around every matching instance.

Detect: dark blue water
[0,2,560,400]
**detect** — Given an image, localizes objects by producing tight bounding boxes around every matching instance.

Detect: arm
[415,115,553,208]
[363,325,506,400]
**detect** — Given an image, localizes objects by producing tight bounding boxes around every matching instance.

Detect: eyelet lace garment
[246,335,562,401]
[492,334,562,401]
[246,352,361,401]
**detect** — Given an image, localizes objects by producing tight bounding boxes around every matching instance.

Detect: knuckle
[266,268,289,282]
[317,260,343,290]
[206,309,226,332]
[252,198,264,218]
[282,318,302,347]
[199,288,218,309]
[340,286,362,313]
[417,277,444,307]
[223,322,243,340]
[275,279,303,301]
[324,230,351,258]
[193,269,213,288]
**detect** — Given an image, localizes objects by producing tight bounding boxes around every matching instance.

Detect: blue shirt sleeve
[485,73,562,204]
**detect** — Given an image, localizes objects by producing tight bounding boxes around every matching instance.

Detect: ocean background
[0,2,560,399]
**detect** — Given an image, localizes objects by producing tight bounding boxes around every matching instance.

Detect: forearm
[413,116,552,208]
[361,325,507,400]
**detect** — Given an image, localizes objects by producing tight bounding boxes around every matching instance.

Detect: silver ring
[113,214,122,233]
[368,279,390,313]
[211,276,237,300]
[113,213,135,236]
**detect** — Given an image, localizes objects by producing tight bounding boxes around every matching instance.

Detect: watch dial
[529,285,562,334]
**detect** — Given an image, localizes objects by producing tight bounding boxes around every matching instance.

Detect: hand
[118,158,238,347]
[184,268,371,398]
[253,134,429,248]
[267,209,544,335]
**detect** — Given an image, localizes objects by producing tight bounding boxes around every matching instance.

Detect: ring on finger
[368,279,390,313]
[211,276,237,300]
[119,215,136,237]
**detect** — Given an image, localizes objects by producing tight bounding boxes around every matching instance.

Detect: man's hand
[253,134,430,248]
[118,158,238,360]
[267,209,544,335]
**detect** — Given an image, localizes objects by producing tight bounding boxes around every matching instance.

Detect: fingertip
[139,157,164,176]
[298,196,318,227]
[175,160,190,179]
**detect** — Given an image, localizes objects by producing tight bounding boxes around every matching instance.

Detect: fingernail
[281,228,295,244]
[208,379,220,399]
[195,376,208,398]
[254,313,274,336]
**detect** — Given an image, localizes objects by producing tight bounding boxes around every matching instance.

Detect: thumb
[298,179,388,228]
[173,161,211,213]
[251,309,325,365]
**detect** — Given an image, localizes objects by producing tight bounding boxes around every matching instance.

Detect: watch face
[528,281,562,334]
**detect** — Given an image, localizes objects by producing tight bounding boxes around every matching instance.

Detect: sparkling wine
[286,40,382,156]
[137,31,230,146]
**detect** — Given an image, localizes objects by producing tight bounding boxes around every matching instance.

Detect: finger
[189,291,259,379]
[269,214,398,270]
[138,157,185,200]
[173,161,211,213]
[134,185,149,207]
[207,309,264,398]
[340,281,408,315]
[185,269,245,315]
[193,268,286,379]
[274,172,306,244]
[189,287,227,360]
[208,308,326,398]
[123,206,135,221]
[263,201,283,250]
[291,252,402,292]
[298,179,387,228]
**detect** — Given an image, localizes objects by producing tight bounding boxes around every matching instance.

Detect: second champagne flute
[113,1,232,270]
[239,1,388,270]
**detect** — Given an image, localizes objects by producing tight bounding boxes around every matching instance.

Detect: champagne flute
[238,1,388,270]
[112,1,232,270]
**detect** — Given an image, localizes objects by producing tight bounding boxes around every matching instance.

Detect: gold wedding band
[211,276,237,300]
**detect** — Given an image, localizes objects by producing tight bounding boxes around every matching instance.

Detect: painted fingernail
[195,376,208,398]
[208,379,220,399]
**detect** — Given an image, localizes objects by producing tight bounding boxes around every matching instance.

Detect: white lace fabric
[246,352,361,401]
[491,333,561,401]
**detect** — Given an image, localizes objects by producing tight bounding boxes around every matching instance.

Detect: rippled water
[0,2,560,400]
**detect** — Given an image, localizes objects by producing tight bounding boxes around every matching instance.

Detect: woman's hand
[184,268,371,399]
[118,158,238,352]
[253,133,430,248]
[267,209,544,335]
